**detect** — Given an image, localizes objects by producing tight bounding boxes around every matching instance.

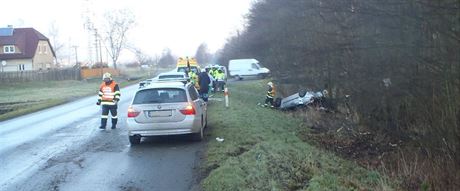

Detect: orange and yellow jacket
[98,81,120,105]
[267,85,275,98]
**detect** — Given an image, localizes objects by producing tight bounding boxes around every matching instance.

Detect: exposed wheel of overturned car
[298,89,307,97]
[273,97,282,108]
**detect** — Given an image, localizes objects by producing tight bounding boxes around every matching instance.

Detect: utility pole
[94,29,100,65]
[72,46,79,67]
[94,29,103,77]
[98,33,103,65]
[73,46,81,80]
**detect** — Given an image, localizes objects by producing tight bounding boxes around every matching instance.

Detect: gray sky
[0,0,252,63]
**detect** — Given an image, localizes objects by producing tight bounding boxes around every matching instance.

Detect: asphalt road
[0,84,204,191]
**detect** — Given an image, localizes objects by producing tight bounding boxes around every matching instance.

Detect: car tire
[274,97,282,108]
[236,75,243,80]
[129,135,141,145]
[298,89,307,97]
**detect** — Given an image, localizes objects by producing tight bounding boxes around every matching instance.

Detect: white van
[228,59,270,80]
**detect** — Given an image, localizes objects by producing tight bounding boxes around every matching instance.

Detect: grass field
[0,77,138,121]
[0,67,175,121]
[202,80,396,191]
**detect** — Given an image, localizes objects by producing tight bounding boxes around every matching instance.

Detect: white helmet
[102,72,112,80]
[267,82,273,87]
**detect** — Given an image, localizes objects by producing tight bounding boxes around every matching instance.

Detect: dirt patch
[292,107,460,190]
[227,146,250,157]
[294,108,398,168]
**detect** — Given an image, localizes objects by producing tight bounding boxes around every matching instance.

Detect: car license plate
[148,110,172,117]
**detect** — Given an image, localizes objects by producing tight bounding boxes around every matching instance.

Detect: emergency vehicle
[176,57,200,74]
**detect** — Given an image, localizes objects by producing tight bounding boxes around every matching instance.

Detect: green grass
[0,99,66,121]
[203,80,395,191]
[0,77,142,121]
[0,68,166,122]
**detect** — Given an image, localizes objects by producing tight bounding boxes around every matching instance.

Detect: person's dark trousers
[200,92,209,102]
[265,97,274,106]
[100,105,118,129]
[220,82,225,91]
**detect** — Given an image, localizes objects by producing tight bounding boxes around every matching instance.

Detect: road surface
[0,84,204,191]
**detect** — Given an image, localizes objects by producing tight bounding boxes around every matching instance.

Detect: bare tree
[48,21,65,66]
[158,48,175,68]
[102,9,135,69]
[128,46,151,66]
[195,43,212,65]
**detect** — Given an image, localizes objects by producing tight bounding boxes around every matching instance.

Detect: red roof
[0,28,55,60]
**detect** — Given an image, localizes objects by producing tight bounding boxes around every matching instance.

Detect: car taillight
[127,106,140,118]
[180,103,196,115]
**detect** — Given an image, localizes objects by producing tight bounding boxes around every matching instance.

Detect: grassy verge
[202,80,396,191]
[0,66,171,121]
[0,77,142,122]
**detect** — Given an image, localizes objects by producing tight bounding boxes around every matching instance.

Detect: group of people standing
[186,66,226,102]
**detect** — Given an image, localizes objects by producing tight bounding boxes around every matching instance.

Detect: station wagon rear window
[133,88,187,104]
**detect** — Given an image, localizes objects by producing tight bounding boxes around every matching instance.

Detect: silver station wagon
[126,81,207,145]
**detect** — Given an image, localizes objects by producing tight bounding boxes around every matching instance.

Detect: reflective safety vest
[188,72,197,83]
[210,69,217,78]
[215,72,225,81]
[188,71,200,90]
[98,81,120,105]
[266,85,275,98]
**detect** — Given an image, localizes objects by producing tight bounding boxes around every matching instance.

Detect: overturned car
[273,89,327,110]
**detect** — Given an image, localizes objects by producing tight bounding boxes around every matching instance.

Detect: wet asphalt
[0,84,204,191]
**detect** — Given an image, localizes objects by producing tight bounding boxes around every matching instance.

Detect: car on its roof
[126,81,207,145]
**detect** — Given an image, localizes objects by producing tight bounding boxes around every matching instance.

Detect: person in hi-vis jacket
[97,72,120,129]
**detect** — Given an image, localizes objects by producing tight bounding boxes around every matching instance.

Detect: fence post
[224,87,229,108]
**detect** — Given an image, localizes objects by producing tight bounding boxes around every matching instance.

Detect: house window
[18,64,25,71]
[3,45,15,54]
[43,46,47,54]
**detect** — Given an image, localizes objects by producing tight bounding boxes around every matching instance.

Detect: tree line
[217,0,460,189]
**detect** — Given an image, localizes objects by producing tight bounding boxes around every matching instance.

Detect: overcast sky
[0,0,252,64]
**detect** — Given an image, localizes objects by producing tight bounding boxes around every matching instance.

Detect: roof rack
[154,77,189,85]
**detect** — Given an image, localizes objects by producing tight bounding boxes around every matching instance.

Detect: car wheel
[236,75,243,80]
[298,89,307,97]
[274,97,282,108]
[129,135,141,145]
[192,127,204,141]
